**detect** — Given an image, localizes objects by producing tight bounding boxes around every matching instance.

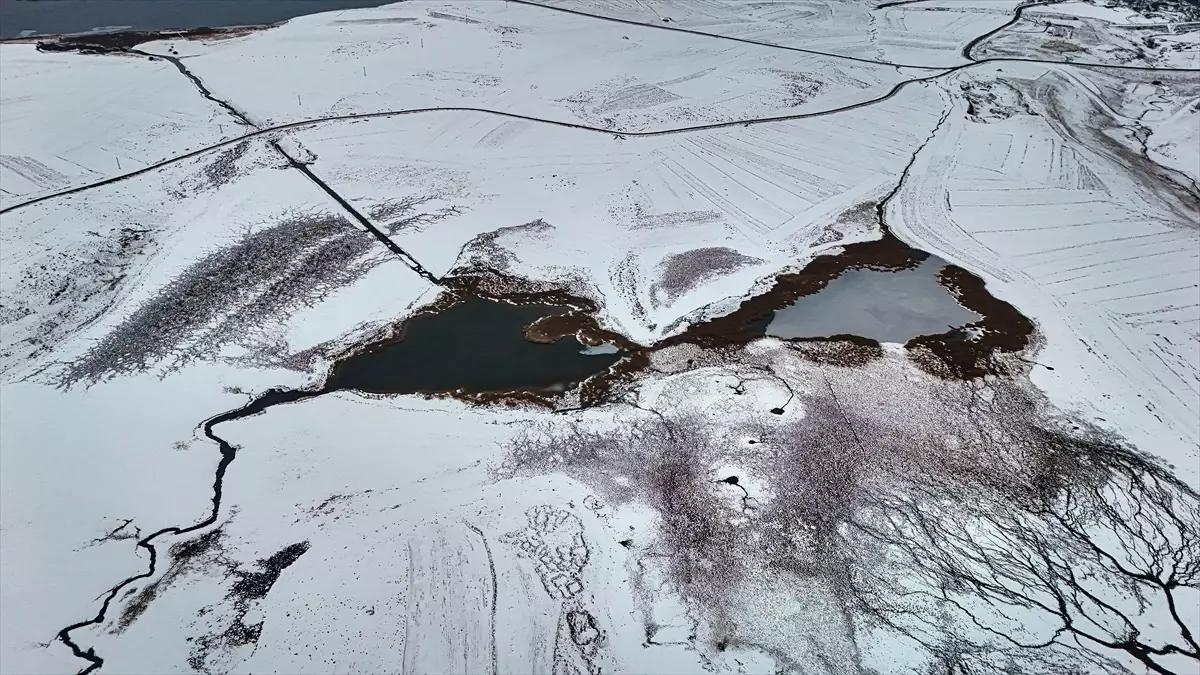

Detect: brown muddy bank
[658,234,1035,378]
[31,25,263,53]
[908,265,1036,378]
[317,236,1035,409]
[659,234,924,350]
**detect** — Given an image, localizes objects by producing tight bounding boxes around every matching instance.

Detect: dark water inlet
[764,253,982,343]
[325,296,624,395]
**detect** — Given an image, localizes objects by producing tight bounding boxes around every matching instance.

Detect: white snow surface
[891,62,1199,482]
[539,0,1025,67]
[287,79,945,343]
[1,1,1198,674]
[139,1,912,131]
[0,45,245,208]
[1037,1,1162,25]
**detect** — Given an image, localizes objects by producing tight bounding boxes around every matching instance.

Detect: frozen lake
[1,0,399,38]
[766,253,982,344]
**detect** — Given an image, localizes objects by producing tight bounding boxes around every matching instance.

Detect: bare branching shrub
[367,195,461,235]
[502,414,742,614]
[502,366,1199,673]
[837,418,1199,673]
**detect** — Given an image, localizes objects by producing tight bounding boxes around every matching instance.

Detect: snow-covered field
[537,0,1026,67]
[137,1,915,131]
[0,44,246,209]
[980,2,1199,69]
[1,1,1197,674]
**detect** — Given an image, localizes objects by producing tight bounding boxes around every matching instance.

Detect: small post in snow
[115,156,121,170]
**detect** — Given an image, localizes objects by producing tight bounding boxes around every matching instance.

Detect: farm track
[0,70,948,216]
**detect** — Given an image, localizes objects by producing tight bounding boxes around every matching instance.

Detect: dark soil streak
[876,100,954,236]
[27,26,263,51]
[875,0,936,8]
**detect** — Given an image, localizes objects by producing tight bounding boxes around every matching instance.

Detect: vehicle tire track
[0,68,949,216]
[462,520,499,675]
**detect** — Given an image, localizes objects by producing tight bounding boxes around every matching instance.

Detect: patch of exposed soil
[650,247,764,307]
[906,265,1035,378]
[34,25,264,54]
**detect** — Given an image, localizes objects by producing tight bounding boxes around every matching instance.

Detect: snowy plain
[1,0,1198,674]
[0,44,246,209]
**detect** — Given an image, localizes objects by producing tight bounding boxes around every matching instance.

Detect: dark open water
[765,253,982,343]
[1,0,399,38]
[325,296,624,395]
